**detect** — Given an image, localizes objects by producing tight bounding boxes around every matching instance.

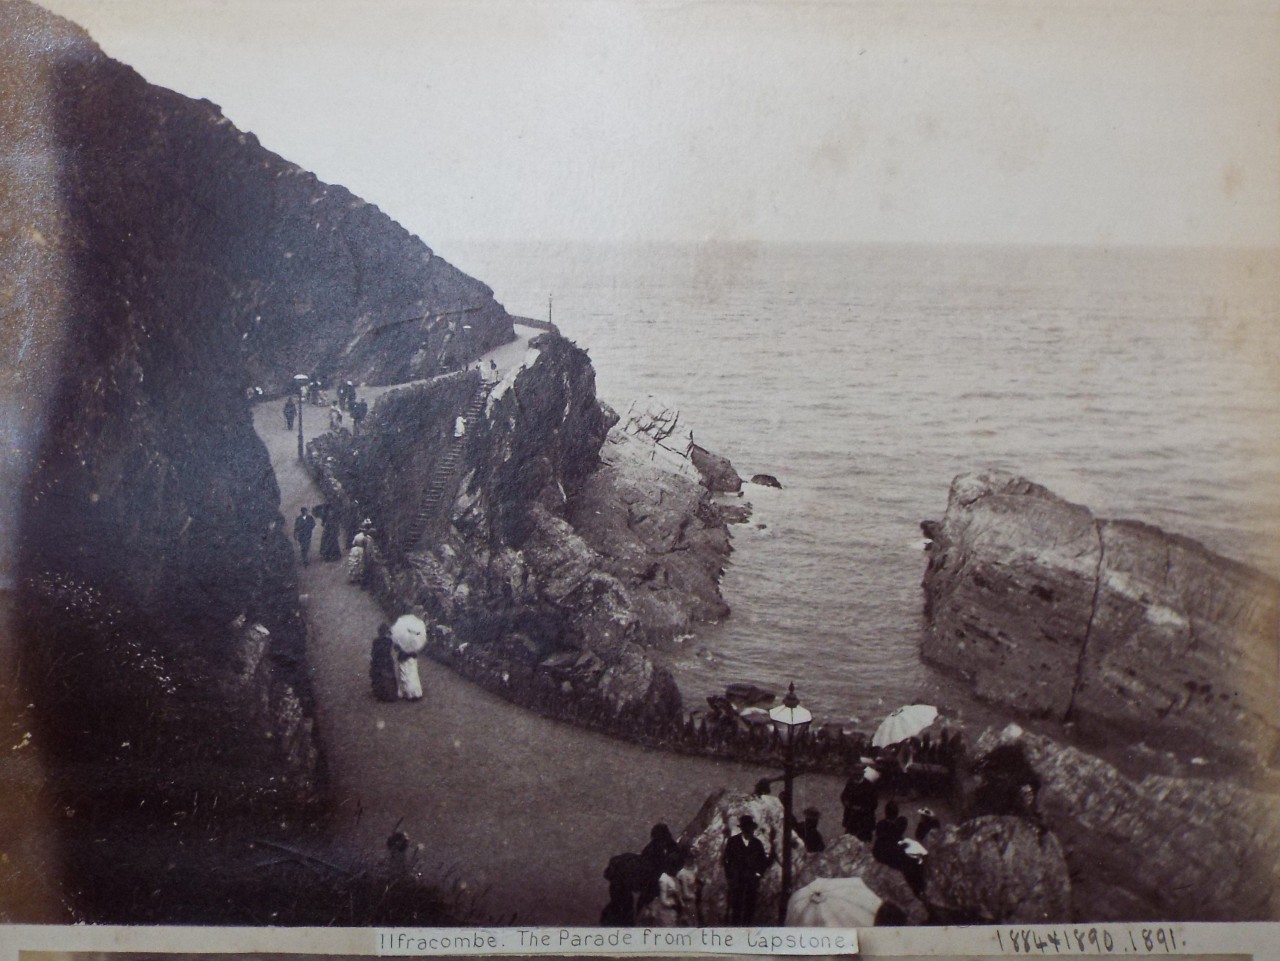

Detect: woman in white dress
[395,648,423,700]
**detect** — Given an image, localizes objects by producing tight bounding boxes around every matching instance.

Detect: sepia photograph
[1,0,1278,938]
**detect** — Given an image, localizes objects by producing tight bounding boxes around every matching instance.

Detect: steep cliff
[308,333,737,727]
[921,472,1280,767]
[1,0,512,919]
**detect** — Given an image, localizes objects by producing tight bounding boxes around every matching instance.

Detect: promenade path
[253,325,846,923]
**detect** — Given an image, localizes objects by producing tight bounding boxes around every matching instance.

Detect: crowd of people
[282,375,369,436]
[600,752,947,928]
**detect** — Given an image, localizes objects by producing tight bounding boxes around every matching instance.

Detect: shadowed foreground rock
[976,725,1280,921]
[922,471,1280,767]
[922,815,1071,923]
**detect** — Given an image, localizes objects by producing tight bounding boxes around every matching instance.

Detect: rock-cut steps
[400,381,491,553]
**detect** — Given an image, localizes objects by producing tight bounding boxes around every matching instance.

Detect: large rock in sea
[922,815,1071,923]
[921,472,1280,767]
[975,725,1280,921]
[689,443,743,493]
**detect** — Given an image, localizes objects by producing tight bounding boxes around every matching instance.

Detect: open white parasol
[785,876,882,927]
[390,614,427,655]
[872,704,938,748]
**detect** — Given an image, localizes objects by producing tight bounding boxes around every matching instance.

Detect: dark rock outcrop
[690,443,742,493]
[922,815,1071,924]
[922,471,1280,767]
[973,724,1280,922]
[751,473,784,489]
[311,334,735,726]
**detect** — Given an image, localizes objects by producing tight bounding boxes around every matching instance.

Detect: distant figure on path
[722,814,772,925]
[329,403,343,430]
[369,623,398,702]
[293,507,315,566]
[348,520,373,584]
[315,503,342,561]
[283,396,296,430]
[453,414,466,438]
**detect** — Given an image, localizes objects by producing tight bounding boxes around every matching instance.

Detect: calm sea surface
[449,242,1280,729]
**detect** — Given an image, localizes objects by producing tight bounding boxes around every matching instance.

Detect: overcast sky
[35,0,1280,249]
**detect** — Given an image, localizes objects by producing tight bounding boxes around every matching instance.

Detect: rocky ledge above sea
[921,471,1280,770]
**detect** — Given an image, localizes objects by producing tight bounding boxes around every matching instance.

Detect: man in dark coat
[722,814,772,925]
[872,799,909,869]
[293,506,316,566]
[351,397,368,436]
[283,396,296,430]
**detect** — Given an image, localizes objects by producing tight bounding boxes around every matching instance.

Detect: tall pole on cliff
[548,292,553,327]
[769,683,811,924]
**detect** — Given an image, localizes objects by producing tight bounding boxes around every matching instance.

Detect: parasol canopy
[390,614,427,655]
[785,876,882,928]
[872,704,938,748]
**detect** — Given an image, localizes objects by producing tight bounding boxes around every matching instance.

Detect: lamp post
[292,373,309,461]
[769,682,811,924]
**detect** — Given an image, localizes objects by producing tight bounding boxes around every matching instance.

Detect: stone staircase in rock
[400,381,491,553]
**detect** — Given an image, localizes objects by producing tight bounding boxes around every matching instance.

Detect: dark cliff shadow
[8,26,325,923]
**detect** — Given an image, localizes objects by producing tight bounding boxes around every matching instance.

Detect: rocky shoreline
[921,471,1279,770]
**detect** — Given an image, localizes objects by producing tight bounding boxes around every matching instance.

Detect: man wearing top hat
[721,814,773,925]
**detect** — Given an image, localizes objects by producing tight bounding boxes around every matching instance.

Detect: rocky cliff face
[309,334,736,726]
[2,0,513,918]
[922,472,1280,767]
[974,725,1280,921]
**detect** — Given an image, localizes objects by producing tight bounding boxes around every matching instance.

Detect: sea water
[448,242,1280,728]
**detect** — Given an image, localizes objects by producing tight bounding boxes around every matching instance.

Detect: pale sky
[33,0,1280,248]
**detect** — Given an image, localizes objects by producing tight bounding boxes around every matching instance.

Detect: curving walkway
[254,326,846,923]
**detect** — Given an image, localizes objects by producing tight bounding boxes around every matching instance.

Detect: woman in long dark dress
[370,623,398,702]
[315,503,342,561]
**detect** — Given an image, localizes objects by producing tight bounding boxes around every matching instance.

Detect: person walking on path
[347,520,373,584]
[316,503,342,562]
[369,623,398,702]
[722,814,772,925]
[293,506,316,566]
[283,396,296,431]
